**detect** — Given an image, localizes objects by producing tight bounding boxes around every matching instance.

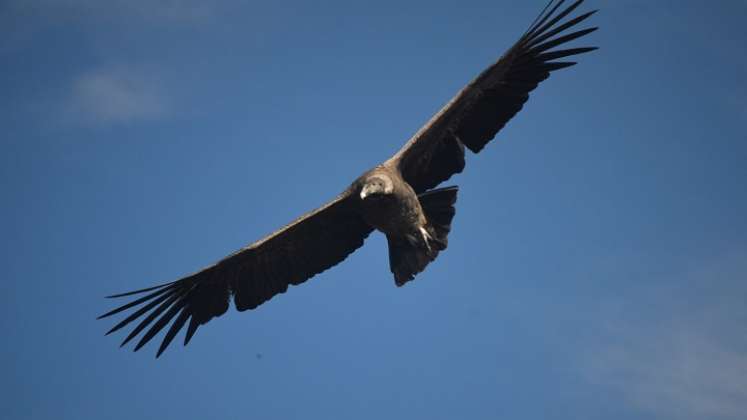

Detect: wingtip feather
[133,300,187,354]
[184,316,199,346]
[156,307,190,357]
[527,0,584,41]
[545,61,577,71]
[105,281,175,298]
[119,293,181,348]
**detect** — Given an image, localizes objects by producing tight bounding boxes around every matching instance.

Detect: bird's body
[99,0,599,357]
[357,166,423,237]
[355,165,457,285]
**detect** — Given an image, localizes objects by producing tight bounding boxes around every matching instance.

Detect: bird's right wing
[98,188,372,357]
[387,0,598,193]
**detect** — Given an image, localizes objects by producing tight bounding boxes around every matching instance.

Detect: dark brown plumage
[99,0,598,357]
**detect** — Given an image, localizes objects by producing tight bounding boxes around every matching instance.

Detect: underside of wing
[98,190,372,357]
[390,0,598,193]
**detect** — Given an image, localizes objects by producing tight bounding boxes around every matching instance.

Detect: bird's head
[360,175,394,200]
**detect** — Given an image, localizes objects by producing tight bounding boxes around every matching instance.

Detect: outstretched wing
[387,0,598,193]
[98,189,372,357]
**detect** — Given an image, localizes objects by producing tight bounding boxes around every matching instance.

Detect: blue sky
[2,1,746,419]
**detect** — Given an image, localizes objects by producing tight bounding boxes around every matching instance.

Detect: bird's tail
[387,186,458,286]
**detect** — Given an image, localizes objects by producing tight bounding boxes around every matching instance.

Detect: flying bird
[100,0,598,357]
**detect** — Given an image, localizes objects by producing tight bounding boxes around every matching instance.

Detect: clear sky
[2,1,746,419]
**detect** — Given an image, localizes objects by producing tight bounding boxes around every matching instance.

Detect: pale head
[360,175,394,200]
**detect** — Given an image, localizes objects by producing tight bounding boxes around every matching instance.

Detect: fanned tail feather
[388,186,458,286]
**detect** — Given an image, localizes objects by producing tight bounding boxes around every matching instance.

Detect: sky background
[2,1,746,419]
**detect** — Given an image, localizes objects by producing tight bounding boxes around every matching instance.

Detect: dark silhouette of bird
[99,0,598,357]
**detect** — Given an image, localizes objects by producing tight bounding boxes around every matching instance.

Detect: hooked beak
[360,185,374,200]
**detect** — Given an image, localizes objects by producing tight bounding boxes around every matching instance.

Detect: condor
[100,0,598,357]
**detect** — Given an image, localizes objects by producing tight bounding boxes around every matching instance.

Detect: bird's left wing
[98,189,372,357]
[387,0,598,193]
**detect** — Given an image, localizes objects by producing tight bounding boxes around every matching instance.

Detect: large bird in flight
[100,0,598,357]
